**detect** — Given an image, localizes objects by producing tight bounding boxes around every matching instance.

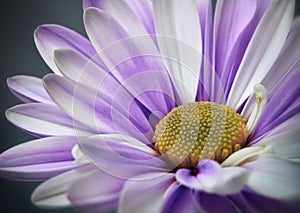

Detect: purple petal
[0,136,75,167]
[0,137,84,181]
[243,16,300,118]
[213,0,256,91]
[153,0,202,104]
[118,172,174,213]
[34,24,106,75]
[227,0,294,109]
[83,0,150,37]
[67,167,124,212]
[7,75,53,104]
[251,67,300,140]
[5,103,94,137]
[230,190,300,213]
[195,192,238,213]
[32,164,94,207]
[162,185,198,213]
[83,0,155,35]
[84,8,175,116]
[176,160,249,195]
[80,134,169,179]
[43,74,152,143]
[243,154,300,200]
[123,0,155,35]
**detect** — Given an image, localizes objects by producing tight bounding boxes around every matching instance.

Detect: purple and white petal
[84,7,175,116]
[118,172,174,213]
[43,74,152,143]
[7,75,53,104]
[162,185,198,213]
[80,134,170,179]
[0,136,82,181]
[176,160,249,195]
[251,67,300,139]
[31,164,94,207]
[5,103,94,137]
[34,24,105,74]
[213,0,256,88]
[227,0,294,109]
[153,0,202,104]
[67,167,124,212]
[244,154,300,201]
[84,0,149,37]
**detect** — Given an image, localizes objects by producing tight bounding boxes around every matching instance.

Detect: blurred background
[0,1,299,213]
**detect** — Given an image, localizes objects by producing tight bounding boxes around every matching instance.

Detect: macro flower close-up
[1,0,300,212]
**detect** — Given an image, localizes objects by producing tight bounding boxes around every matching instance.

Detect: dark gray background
[0,1,299,213]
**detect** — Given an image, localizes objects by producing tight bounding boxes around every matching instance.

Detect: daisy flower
[1,0,300,212]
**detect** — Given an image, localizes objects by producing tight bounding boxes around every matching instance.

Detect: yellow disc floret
[153,102,248,168]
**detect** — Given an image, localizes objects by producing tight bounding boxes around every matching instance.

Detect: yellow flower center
[153,102,248,169]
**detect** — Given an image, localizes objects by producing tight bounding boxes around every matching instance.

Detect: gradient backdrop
[0,1,299,213]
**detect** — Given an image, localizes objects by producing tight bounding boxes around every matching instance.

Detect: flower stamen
[246,84,268,133]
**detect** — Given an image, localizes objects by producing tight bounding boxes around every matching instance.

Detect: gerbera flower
[1,0,300,212]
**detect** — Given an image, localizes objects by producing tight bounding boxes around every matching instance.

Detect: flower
[1,0,300,212]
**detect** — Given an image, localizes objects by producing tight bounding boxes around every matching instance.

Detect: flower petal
[80,134,169,179]
[153,0,202,103]
[227,0,295,109]
[7,75,53,104]
[0,136,82,181]
[84,7,175,116]
[213,0,256,90]
[31,164,94,207]
[5,103,94,137]
[231,190,300,213]
[83,0,155,35]
[195,192,238,213]
[242,16,300,119]
[162,185,198,213]
[251,67,300,139]
[43,74,152,143]
[244,154,300,200]
[176,160,249,195]
[118,173,174,213]
[83,0,149,36]
[67,167,124,212]
[34,24,105,74]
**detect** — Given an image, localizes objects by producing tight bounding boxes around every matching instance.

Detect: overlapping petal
[0,137,82,181]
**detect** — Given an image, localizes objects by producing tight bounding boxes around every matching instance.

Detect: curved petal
[84,8,175,117]
[67,167,124,212]
[244,154,300,201]
[43,74,152,143]
[195,192,238,213]
[213,0,256,84]
[153,0,202,104]
[0,136,81,181]
[118,172,174,213]
[31,164,94,207]
[5,103,94,137]
[34,24,105,74]
[176,160,249,195]
[231,189,300,213]
[83,0,155,35]
[7,75,53,104]
[162,185,198,213]
[83,0,149,36]
[242,16,300,119]
[227,0,295,109]
[80,134,170,179]
[251,67,300,139]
